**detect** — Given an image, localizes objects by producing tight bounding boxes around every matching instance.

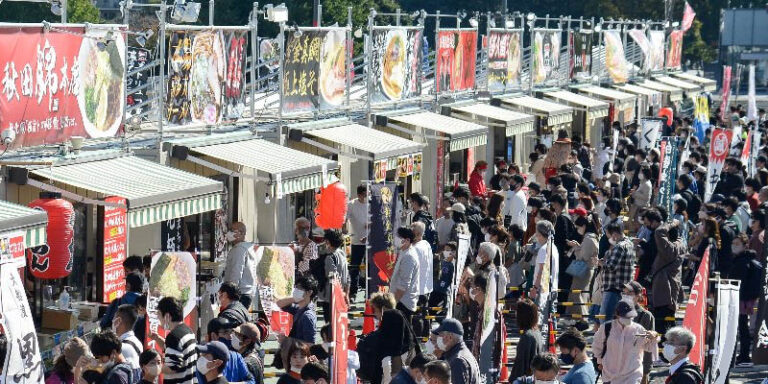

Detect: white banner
[748,64,758,122]
[448,233,471,319]
[0,263,45,384]
[751,131,762,177]
[639,118,662,151]
[706,281,739,384]
[628,29,651,71]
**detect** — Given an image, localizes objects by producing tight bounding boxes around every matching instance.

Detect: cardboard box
[72,302,100,322]
[42,308,78,331]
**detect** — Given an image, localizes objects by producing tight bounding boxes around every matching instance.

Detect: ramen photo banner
[282,28,348,114]
[666,30,683,70]
[603,30,629,84]
[0,26,125,149]
[486,30,522,91]
[570,31,592,81]
[648,30,666,71]
[531,30,561,85]
[370,27,424,103]
[436,29,478,93]
[223,31,248,120]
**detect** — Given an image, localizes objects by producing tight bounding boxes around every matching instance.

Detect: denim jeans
[600,291,621,323]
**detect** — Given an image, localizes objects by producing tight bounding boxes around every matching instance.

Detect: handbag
[566,259,589,278]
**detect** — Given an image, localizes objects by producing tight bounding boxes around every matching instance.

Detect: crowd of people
[35,104,768,384]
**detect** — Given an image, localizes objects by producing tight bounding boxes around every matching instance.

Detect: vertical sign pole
[528,16,536,95]
[346,7,352,118]
[250,2,258,124]
[486,11,491,92]
[566,17,572,87]
[434,11,440,105]
[366,10,373,117]
[209,0,214,26]
[62,0,67,23]
[158,3,167,145]
[278,22,285,144]
[396,8,401,26]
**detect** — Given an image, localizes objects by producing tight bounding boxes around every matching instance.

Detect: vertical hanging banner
[367,182,401,295]
[436,29,478,93]
[282,28,348,113]
[331,279,349,384]
[603,30,629,84]
[666,30,683,70]
[750,130,762,177]
[249,246,295,335]
[0,26,125,149]
[693,95,710,144]
[487,29,523,91]
[531,30,561,85]
[682,247,709,367]
[657,138,679,216]
[719,66,732,120]
[704,128,733,202]
[754,251,768,364]
[161,218,184,252]
[370,27,424,103]
[648,30,666,72]
[102,196,127,303]
[639,118,663,151]
[740,131,752,169]
[223,31,248,120]
[570,31,593,81]
[748,64,758,121]
[0,262,45,384]
[705,281,739,384]
[126,47,151,117]
[447,233,471,319]
[146,252,197,349]
[628,29,651,72]
[681,1,697,32]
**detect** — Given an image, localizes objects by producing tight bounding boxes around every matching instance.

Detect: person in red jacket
[468,161,488,198]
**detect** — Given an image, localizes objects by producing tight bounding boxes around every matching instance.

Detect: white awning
[0,200,47,248]
[495,96,574,126]
[448,103,536,137]
[543,90,610,121]
[636,80,684,102]
[672,72,717,92]
[384,111,488,152]
[653,76,702,93]
[575,86,637,112]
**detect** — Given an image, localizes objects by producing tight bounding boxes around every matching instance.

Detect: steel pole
[250,2,258,124]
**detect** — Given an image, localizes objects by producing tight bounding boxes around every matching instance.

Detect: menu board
[435,29,478,93]
[370,27,424,103]
[531,30,561,85]
[102,196,127,303]
[487,30,522,91]
[570,31,593,81]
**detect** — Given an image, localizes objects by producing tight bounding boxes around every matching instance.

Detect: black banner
[127,47,151,116]
[161,218,183,252]
[370,28,424,103]
[367,183,401,295]
[487,30,522,91]
[570,31,593,81]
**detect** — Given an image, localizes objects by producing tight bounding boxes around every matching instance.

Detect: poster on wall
[102,196,127,303]
[531,30,561,85]
[222,31,248,120]
[0,231,26,268]
[569,31,592,81]
[0,262,45,384]
[370,27,423,103]
[0,26,125,149]
[666,30,683,70]
[367,182,401,295]
[146,252,197,348]
[282,28,348,114]
[487,30,522,91]
[603,30,628,84]
[250,246,295,335]
[648,30,666,71]
[435,29,478,93]
[126,47,151,117]
[165,31,226,126]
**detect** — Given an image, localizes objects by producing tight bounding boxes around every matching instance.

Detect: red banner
[666,30,683,70]
[331,279,349,384]
[704,128,733,201]
[435,30,478,93]
[0,27,125,149]
[682,247,709,367]
[682,2,696,32]
[741,131,752,167]
[102,196,127,303]
[719,66,732,122]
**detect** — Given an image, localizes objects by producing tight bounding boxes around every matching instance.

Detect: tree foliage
[67,0,101,23]
[0,0,99,23]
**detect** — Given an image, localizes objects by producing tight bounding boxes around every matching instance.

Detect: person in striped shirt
[150,297,197,384]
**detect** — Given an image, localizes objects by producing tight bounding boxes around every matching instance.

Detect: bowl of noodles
[319,31,346,106]
[78,29,125,139]
[380,30,406,100]
[149,252,197,316]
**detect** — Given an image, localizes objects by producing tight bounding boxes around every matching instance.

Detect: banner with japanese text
[693,95,710,143]
[531,30,561,85]
[0,262,44,384]
[603,30,628,84]
[0,26,125,149]
[0,231,26,268]
[436,29,478,92]
[648,30,666,72]
[704,128,733,202]
[682,247,709,367]
[331,278,349,384]
[102,196,127,303]
[367,182,401,295]
[126,47,151,118]
[223,31,248,121]
[282,28,348,114]
[370,27,423,103]
[666,30,683,70]
[706,281,739,384]
[639,118,662,151]
[487,30,522,91]
[657,137,679,216]
[628,29,650,71]
[570,31,592,81]
[146,252,197,349]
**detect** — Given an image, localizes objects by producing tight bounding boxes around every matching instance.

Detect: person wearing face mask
[628,166,652,233]
[317,229,350,323]
[530,220,559,318]
[512,352,561,384]
[217,282,250,327]
[509,298,544,381]
[357,309,420,384]
[389,353,435,384]
[423,360,451,384]
[555,330,596,384]
[232,322,267,384]
[504,174,528,231]
[468,273,502,384]
[112,305,143,377]
[276,340,311,384]
[490,161,508,191]
[389,227,421,323]
[222,222,256,308]
[100,272,144,330]
[468,160,489,198]
[592,301,659,384]
[138,350,162,384]
[293,217,319,280]
[88,331,134,384]
[714,157,745,197]
[435,198,456,248]
[730,240,764,367]
[622,282,655,384]
[369,292,397,328]
[411,221,434,337]
[564,215,599,319]
[662,327,704,384]
[428,242,456,314]
[649,222,685,340]
[433,318,481,384]
[598,222,636,323]
[276,277,319,345]
[198,318,255,384]
[150,297,196,384]
[196,341,230,384]
[312,325,359,384]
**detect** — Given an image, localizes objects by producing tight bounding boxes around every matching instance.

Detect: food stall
[0,200,48,261]
[573,85,638,128]
[671,72,717,92]
[634,79,684,110]
[491,95,574,146]
[541,90,609,147]
[441,101,536,173]
[164,132,338,244]
[613,83,663,118]
[371,108,488,215]
[653,75,703,96]
[285,118,424,194]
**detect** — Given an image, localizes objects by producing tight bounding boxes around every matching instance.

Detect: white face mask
[621,294,634,303]
[146,365,160,377]
[617,317,632,326]
[475,256,484,265]
[527,206,533,213]
[662,344,680,361]
[639,174,646,181]
[608,238,617,246]
[292,288,305,302]
[196,357,212,374]
[425,340,436,354]
[442,251,453,260]
[484,233,491,242]
[394,237,403,249]
[322,341,332,351]
[226,231,237,242]
[230,334,241,350]
[733,245,744,254]
[436,336,448,351]
[469,287,478,301]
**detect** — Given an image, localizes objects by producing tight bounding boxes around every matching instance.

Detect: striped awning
[449,103,536,137]
[672,72,717,92]
[0,200,47,248]
[290,122,423,162]
[28,156,223,228]
[575,86,637,113]
[543,91,610,121]
[387,111,488,152]
[653,76,702,93]
[636,80,683,102]
[496,96,574,126]
[614,84,662,107]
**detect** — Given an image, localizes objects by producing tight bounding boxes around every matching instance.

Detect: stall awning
[575,86,637,112]
[384,111,488,152]
[0,200,47,248]
[25,156,222,228]
[653,76,702,93]
[613,83,662,103]
[672,72,717,92]
[543,90,610,121]
[448,103,536,137]
[495,96,574,126]
[635,80,683,102]
[189,138,338,196]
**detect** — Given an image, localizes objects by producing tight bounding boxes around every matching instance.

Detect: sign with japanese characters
[282,28,348,114]
[657,137,679,216]
[331,278,349,384]
[531,30,561,86]
[370,27,423,103]
[705,128,733,201]
[0,231,26,268]
[223,31,248,120]
[146,252,197,349]
[0,26,125,149]
[435,29,478,93]
[487,29,522,91]
[102,196,127,303]
[570,31,592,81]
[367,182,401,295]
[161,218,183,252]
[126,47,150,117]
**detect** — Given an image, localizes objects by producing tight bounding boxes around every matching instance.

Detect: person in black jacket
[549,194,576,312]
[217,282,250,327]
[729,241,764,367]
[714,157,745,197]
[662,327,704,384]
[676,175,701,224]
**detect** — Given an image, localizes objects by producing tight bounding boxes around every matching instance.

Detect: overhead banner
[331,279,349,384]
[748,64,758,121]
[704,128,733,202]
[0,26,125,149]
[719,66,732,121]
[436,29,478,93]
[603,30,629,84]
[639,118,662,151]
[648,30,666,72]
[628,29,651,71]
[666,30,683,70]
[657,137,679,216]
[682,247,709,367]
[126,47,151,118]
[249,246,295,335]
[222,31,248,120]
[370,28,424,103]
[102,196,127,303]
[570,31,593,81]
[706,281,739,384]
[0,262,45,384]
[693,95,710,143]
[487,30,523,91]
[367,182,401,295]
[282,28,348,114]
[531,30,561,85]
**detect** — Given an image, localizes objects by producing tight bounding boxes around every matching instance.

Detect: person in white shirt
[113,304,143,374]
[222,222,256,308]
[530,220,559,320]
[435,197,455,248]
[389,227,420,324]
[411,221,433,336]
[347,184,369,299]
[595,137,614,182]
[505,174,528,231]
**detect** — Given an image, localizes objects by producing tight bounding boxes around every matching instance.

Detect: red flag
[682,2,696,32]
[741,131,752,166]
[682,247,709,366]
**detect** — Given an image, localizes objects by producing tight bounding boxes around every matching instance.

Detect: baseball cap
[568,207,588,217]
[208,317,235,334]
[432,318,464,336]
[197,341,230,363]
[451,203,466,214]
[615,300,638,319]
[624,281,643,295]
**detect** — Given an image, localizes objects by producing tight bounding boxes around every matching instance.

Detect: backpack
[101,362,133,384]
[413,212,438,252]
[355,333,382,382]
[592,320,613,378]
[743,260,764,300]
[675,363,704,384]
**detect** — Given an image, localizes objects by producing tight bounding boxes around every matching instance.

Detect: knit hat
[63,337,89,367]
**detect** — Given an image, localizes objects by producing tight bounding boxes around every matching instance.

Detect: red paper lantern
[27,192,75,279]
[315,181,348,229]
[659,107,674,126]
